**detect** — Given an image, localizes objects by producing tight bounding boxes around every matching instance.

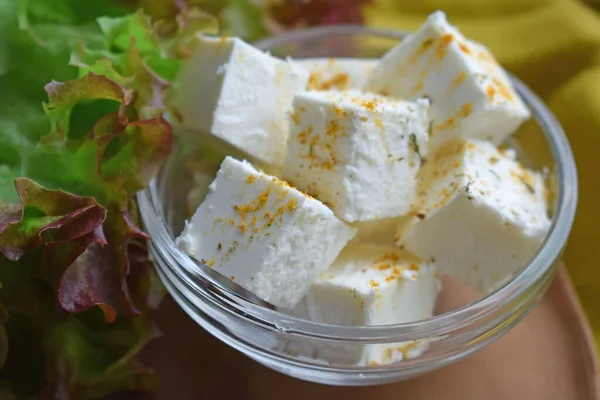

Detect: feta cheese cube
[292,58,376,91]
[173,36,309,166]
[396,139,551,292]
[288,244,440,365]
[367,11,530,152]
[283,90,429,222]
[176,156,356,308]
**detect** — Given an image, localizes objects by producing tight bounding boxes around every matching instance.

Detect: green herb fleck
[407,105,415,112]
[519,176,535,194]
[465,181,474,200]
[489,169,502,181]
[428,120,434,138]
[409,133,422,163]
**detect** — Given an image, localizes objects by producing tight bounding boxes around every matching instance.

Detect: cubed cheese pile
[175,11,551,366]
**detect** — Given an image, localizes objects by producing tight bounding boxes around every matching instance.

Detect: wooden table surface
[132,266,598,399]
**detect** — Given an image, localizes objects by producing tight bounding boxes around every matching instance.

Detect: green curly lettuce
[0,1,217,398]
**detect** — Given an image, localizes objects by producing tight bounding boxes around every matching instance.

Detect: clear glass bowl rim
[139,25,578,342]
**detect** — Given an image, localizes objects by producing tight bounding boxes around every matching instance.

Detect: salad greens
[0,1,217,397]
[0,0,370,397]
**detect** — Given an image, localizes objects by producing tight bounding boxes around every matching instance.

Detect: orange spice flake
[458,42,471,54]
[377,252,400,264]
[408,38,435,64]
[309,135,320,147]
[356,98,380,111]
[411,81,424,94]
[419,38,434,52]
[286,198,298,212]
[451,70,467,87]
[435,117,456,131]
[206,258,215,267]
[290,111,301,126]
[435,33,454,59]
[492,77,514,101]
[458,102,473,118]
[237,220,247,235]
[246,174,257,184]
[297,126,313,144]
[377,264,392,271]
[320,158,336,170]
[333,105,347,117]
[386,348,394,359]
[307,71,323,90]
[486,85,496,99]
[476,50,496,64]
[317,73,350,91]
[408,264,420,272]
[326,119,340,137]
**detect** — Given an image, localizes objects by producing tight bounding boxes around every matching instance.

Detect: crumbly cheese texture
[292,58,376,91]
[176,157,356,308]
[367,11,530,152]
[396,139,551,292]
[173,36,309,166]
[283,90,429,222]
[288,244,440,365]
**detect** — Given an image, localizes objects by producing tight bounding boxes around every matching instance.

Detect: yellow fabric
[365,0,600,351]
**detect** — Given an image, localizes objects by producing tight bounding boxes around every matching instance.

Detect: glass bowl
[137,26,578,386]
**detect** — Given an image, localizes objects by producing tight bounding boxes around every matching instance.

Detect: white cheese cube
[176,156,356,309]
[174,36,310,166]
[283,90,429,222]
[288,244,440,365]
[292,58,376,91]
[367,11,530,152]
[396,139,551,292]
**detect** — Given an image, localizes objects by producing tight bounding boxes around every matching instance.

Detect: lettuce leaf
[0,1,213,398]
